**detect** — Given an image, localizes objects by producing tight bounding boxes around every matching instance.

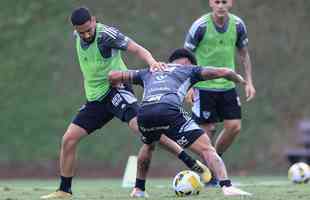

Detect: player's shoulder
[229,13,247,28]
[167,64,197,74]
[97,23,121,40]
[188,13,211,37]
[194,14,209,23]
[166,64,182,71]
[191,14,209,28]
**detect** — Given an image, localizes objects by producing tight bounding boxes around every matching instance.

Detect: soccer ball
[172,170,203,197]
[288,162,310,184]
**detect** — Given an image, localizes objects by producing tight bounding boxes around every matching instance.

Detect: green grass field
[0,176,309,200]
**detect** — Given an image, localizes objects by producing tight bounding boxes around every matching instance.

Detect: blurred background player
[41,7,165,199]
[184,0,256,160]
[108,48,252,197]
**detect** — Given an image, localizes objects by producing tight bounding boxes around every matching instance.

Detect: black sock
[178,151,196,169]
[135,178,146,191]
[59,176,72,194]
[219,179,232,187]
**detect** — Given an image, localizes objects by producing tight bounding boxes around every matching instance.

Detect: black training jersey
[132,64,204,106]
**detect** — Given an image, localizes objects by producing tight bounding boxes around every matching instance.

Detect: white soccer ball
[288,162,310,184]
[172,170,203,197]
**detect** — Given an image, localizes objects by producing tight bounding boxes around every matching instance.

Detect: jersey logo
[202,111,211,119]
[176,136,189,147]
[145,94,163,102]
[112,93,123,107]
[155,74,167,81]
[236,96,241,106]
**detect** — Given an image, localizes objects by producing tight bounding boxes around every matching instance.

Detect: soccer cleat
[130,187,149,198]
[204,176,219,187]
[222,186,252,196]
[191,160,212,183]
[40,190,72,199]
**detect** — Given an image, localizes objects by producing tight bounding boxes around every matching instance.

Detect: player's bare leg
[157,134,211,178]
[128,117,140,135]
[131,134,210,198]
[60,124,88,177]
[130,144,154,198]
[134,133,199,181]
[128,116,152,198]
[199,120,240,186]
[189,133,228,180]
[200,123,216,140]
[188,133,251,196]
[136,144,155,180]
[40,123,87,199]
[189,128,219,186]
[214,119,241,155]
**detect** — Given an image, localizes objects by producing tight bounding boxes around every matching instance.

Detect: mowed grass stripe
[0,177,310,200]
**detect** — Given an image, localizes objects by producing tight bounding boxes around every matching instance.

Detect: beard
[82,35,95,43]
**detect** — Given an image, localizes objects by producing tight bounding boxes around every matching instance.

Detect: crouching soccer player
[108,48,252,197]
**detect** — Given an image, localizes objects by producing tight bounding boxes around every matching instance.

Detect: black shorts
[72,85,139,134]
[137,103,204,148]
[192,88,241,124]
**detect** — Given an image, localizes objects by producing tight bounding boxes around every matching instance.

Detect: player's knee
[225,123,241,135]
[137,154,150,164]
[202,123,216,136]
[209,127,217,136]
[137,159,151,171]
[205,145,216,153]
[148,144,156,151]
[199,144,216,157]
[137,154,151,170]
[61,132,80,150]
[139,145,155,158]
[128,117,139,134]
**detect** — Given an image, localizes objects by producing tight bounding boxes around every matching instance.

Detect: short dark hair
[168,48,197,65]
[71,7,91,26]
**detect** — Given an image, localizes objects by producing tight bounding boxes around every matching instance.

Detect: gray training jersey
[184,14,248,51]
[132,64,204,107]
[74,23,131,58]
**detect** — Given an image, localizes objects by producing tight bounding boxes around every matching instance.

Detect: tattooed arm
[108,68,148,87]
[108,70,136,86]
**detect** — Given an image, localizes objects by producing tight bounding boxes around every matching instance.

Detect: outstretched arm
[127,40,166,71]
[108,70,135,87]
[200,67,246,84]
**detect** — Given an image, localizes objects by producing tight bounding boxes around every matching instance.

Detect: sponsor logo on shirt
[155,74,167,81]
